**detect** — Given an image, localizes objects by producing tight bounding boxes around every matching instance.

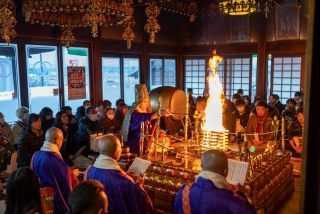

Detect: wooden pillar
[91,36,103,105]
[17,39,29,107]
[176,16,184,90]
[301,0,320,213]
[141,8,149,88]
[256,14,267,100]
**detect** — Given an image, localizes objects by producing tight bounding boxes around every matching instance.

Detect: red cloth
[255,113,268,134]
[182,183,193,214]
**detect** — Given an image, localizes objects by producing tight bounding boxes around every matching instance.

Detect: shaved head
[45,127,63,143]
[201,150,228,176]
[45,127,64,149]
[98,135,122,161]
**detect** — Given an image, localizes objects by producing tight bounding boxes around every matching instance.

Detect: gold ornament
[60,26,75,48]
[0,0,16,43]
[144,1,160,44]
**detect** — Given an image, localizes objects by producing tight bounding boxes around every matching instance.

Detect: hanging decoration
[121,0,135,49]
[0,0,16,43]
[145,0,161,44]
[60,26,75,48]
[83,0,106,37]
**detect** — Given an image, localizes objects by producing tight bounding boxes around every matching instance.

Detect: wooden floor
[275,177,301,213]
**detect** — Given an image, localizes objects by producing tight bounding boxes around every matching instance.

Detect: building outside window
[102,56,140,106]
[150,58,176,90]
[0,43,20,122]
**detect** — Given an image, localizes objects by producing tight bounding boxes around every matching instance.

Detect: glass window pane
[0,43,20,122]
[184,58,206,97]
[63,47,90,112]
[102,57,121,107]
[124,58,140,105]
[164,59,176,87]
[150,59,162,90]
[26,45,59,114]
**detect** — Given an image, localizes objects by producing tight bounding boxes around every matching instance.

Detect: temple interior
[0,0,319,213]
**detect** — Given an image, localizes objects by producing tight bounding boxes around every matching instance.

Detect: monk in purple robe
[121,84,157,154]
[86,135,154,214]
[174,150,256,214]
[32,127,79,214]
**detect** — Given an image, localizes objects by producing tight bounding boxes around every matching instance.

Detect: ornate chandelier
[219,0,257,15]
[0,0,16,43]
[219,0,283,16]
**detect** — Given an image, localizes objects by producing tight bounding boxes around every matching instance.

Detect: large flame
[202,50,224,131]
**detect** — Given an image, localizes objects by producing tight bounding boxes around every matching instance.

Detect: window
[102,56,140,106]
[0,43,20,122]
[185,59,206,97]
[269,56,302,103]
[225,57,252,99]
[150,58,176,90]
[62,47,90,112]
[123,58,140,105]
[26,45,59,114]
[102,57,121,107]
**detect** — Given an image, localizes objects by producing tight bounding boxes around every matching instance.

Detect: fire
[202,50,224,132]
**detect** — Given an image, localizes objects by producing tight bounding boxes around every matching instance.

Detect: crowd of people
[0,84,304,213]
[188,88,304,157]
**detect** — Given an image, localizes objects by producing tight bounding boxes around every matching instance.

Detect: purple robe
[32,151,78,214]
[126,111,153,154]
[174,177,256,214]
[87,166,154,214]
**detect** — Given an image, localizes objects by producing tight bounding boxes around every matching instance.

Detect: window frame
[184,57,208,97]
[184,54,254,99]
[102,53,141,106]
[269,54,303,103]
[149,56,177,90]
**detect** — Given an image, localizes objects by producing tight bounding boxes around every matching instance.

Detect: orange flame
[202,50,224,131]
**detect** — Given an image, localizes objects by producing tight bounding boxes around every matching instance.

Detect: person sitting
[53,111,78,165]
[39,107,55,135]
[0,112,14,162]
[101,108,117,134]
[268,94,284,118]
[76,100,92,121]
[61,106,78,126]
[288,108,304,157]
[116,98,125,108]
[5,168,42,214]
[17,113,45,168]
[246,101,275,147]
[294,91,303,111]
[195,96,207,118]
[237,89,244,97]
[77,107,103,156]
[233,99,250,134]
[115,102,128,131]
[187,88,196,115]
[11,106,29,149]
[243,95,252,110]
[32,127,79,214]
[174,150,256,214]
[222,98,236,134]
[282,98,297,121]
[86,135,154,214]
[68,180,108,214]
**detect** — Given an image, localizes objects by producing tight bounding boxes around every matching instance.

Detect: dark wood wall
[0,2,308,106]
